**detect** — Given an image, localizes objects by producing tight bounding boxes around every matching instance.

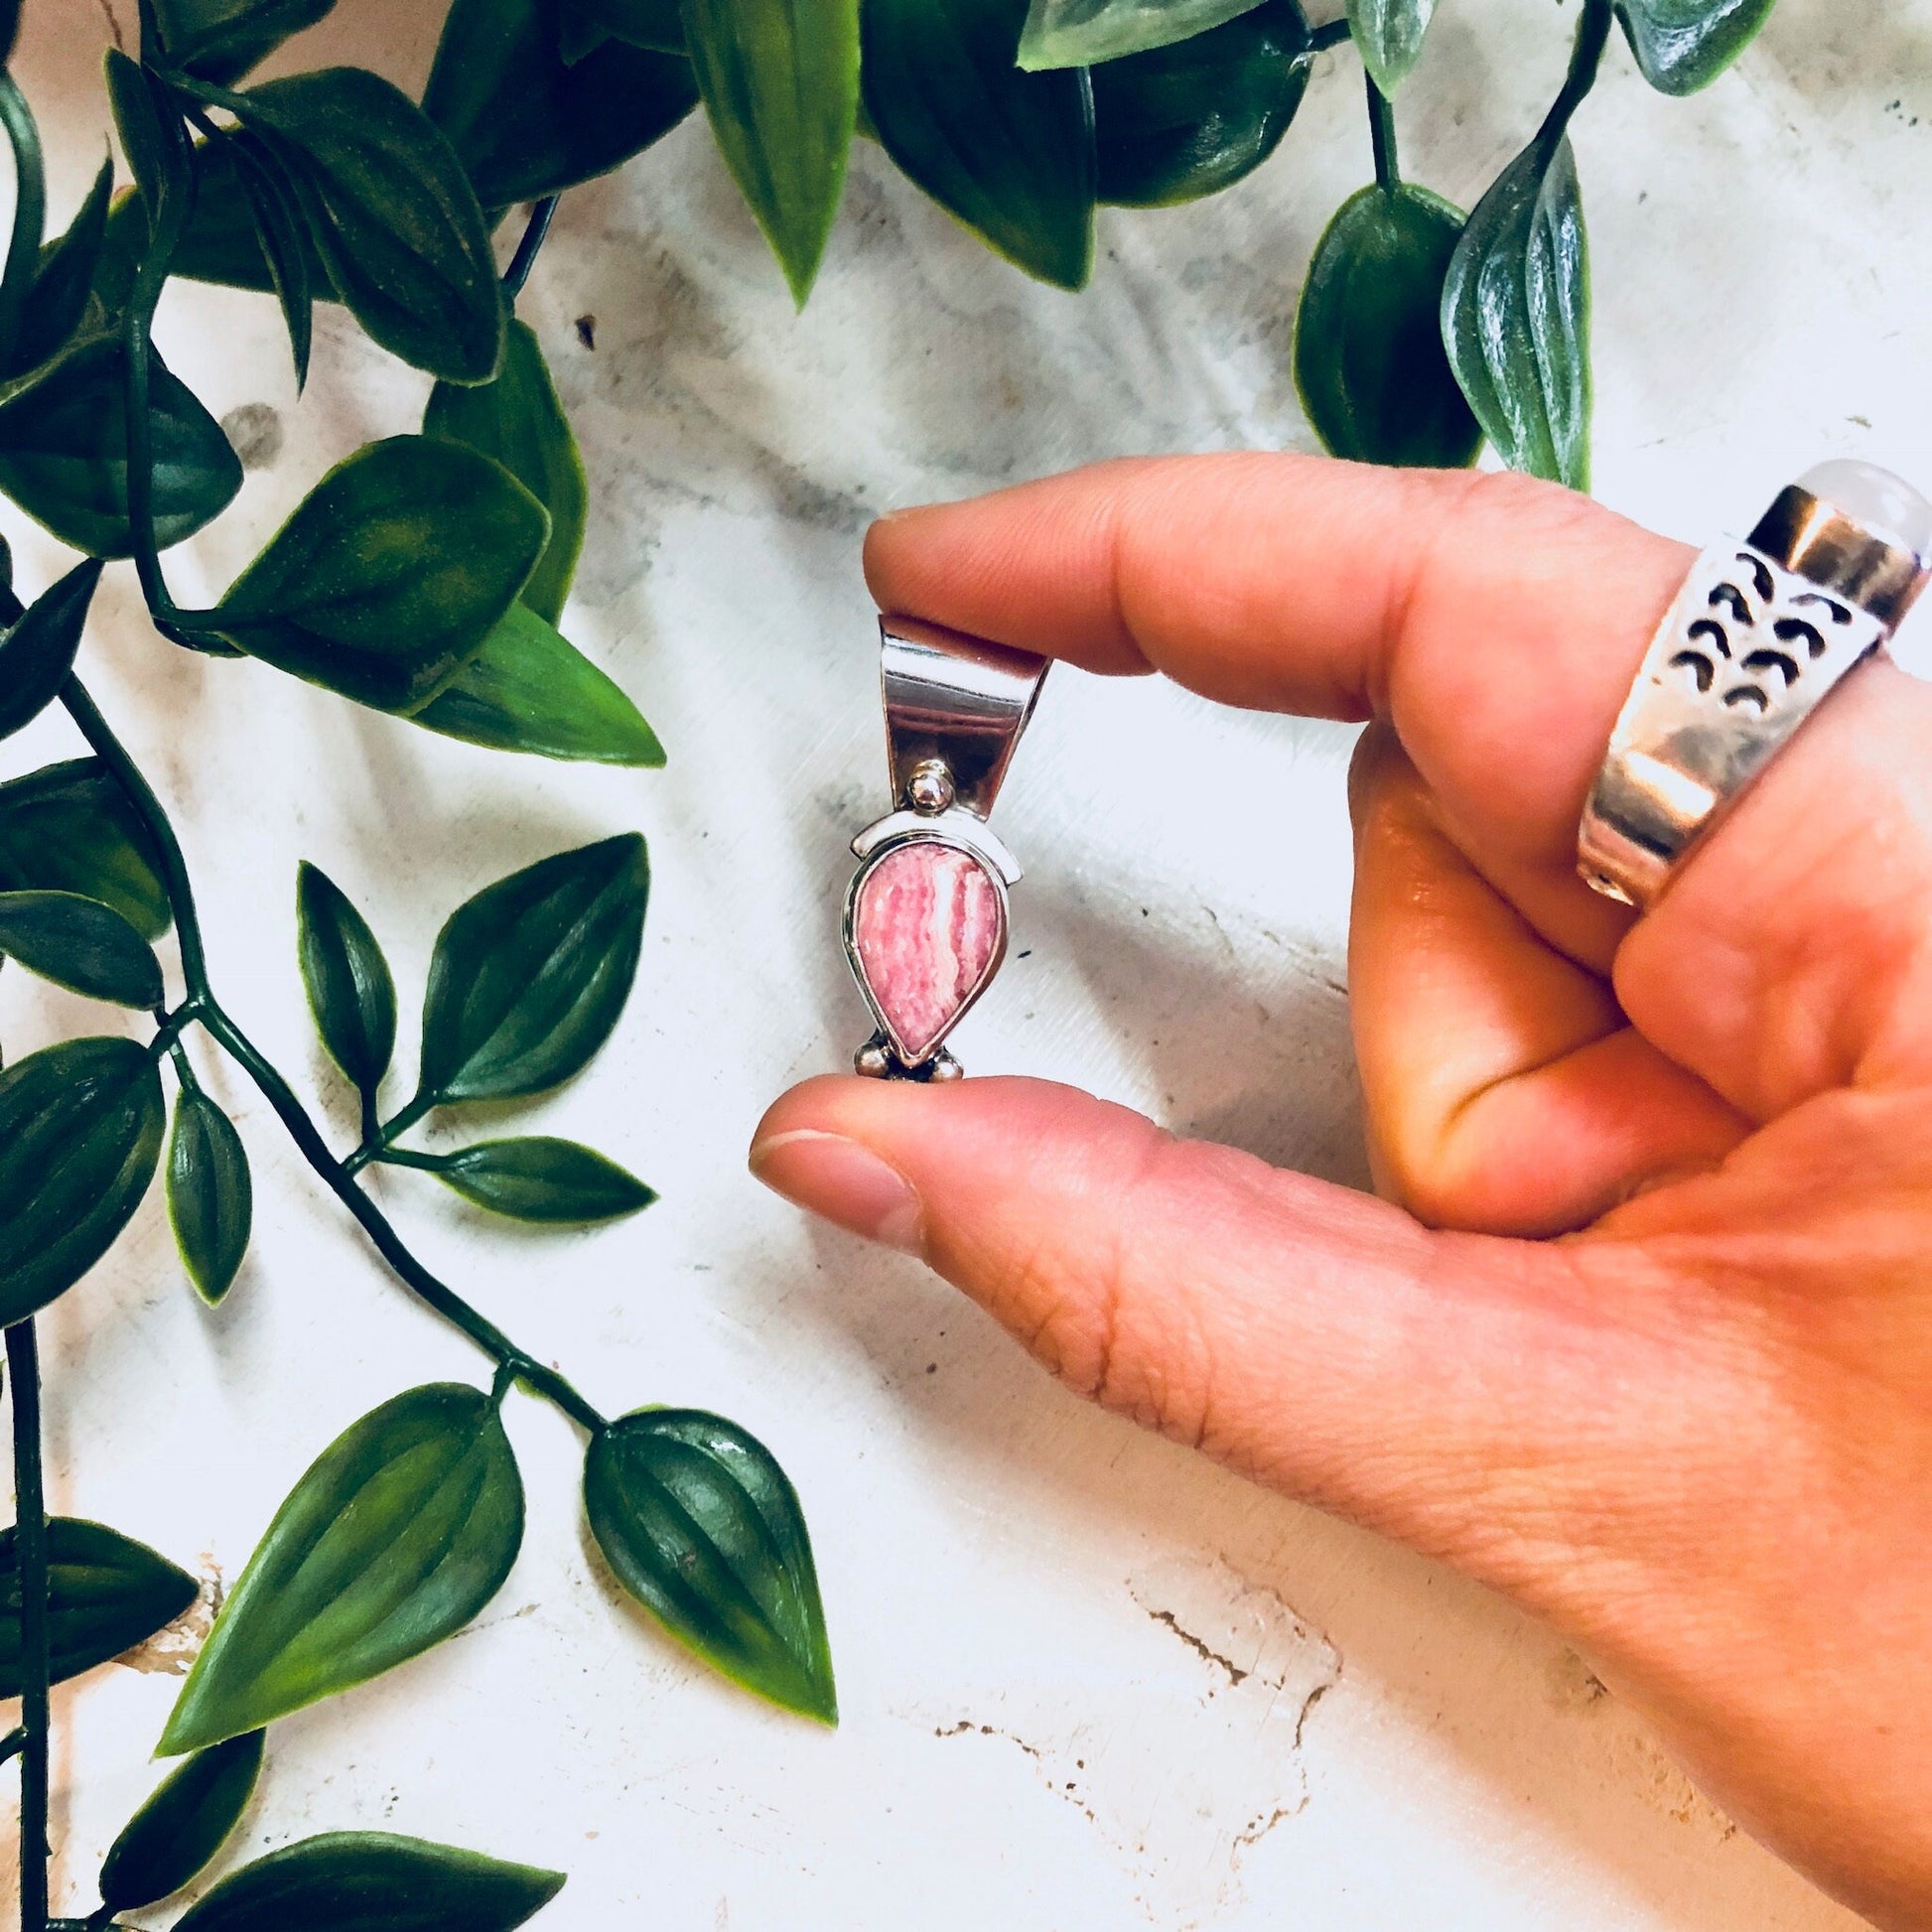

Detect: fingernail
[750,1129,924,1254]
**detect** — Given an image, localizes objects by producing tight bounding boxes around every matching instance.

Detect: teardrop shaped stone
[852,841,1004,1062]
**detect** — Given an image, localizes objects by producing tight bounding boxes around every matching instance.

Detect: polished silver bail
[880,617,1049,819]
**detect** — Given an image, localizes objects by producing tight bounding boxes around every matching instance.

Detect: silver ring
[1578,461,1932,909]
[843,617,1049,1079]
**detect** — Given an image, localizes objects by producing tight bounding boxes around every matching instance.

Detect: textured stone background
[3,0,1918,1925]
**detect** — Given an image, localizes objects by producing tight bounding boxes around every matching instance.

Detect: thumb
[750,1074,1745,1625]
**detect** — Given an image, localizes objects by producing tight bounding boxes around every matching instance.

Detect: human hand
[750,455,1932,1931]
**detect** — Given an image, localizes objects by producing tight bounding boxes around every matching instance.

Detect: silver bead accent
[854,1039,894,1078]
[926,1051,964,1081]
[905,759,956,815]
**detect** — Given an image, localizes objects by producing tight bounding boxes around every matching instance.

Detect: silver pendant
[843,618,1049,1080]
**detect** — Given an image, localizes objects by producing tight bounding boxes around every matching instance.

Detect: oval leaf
[99,1730,265,1913]
[1295,182,1482,469]
[585,1409,835,1722]
[434,1138,655,1223]
[11,155,114,377]
[425,0,698,208]
[1092,0,1311,207]
[159,1383,525,1755]
[1346,0,1439,94]
[167,1087,253,1305]
[0,758,172,940]
[296,862,396,1098]
[1441,133,1591,490]
[864,0,1096,289]
[209,436,549,714]
[227,129,315,388]
[682,0,857,302]
[1018,0,1263,68]
[155,0,337,84]
[411,604,665,767]
[1615,0,1775,94]
[0,557,102,742]
[0,1036,165,1324]
[0,889,163,1006]
[0,1516,198,1696]
[415,834,648,1106]
[172,1833,564,1932]
[0,334,241,557]
[425,321,586,623]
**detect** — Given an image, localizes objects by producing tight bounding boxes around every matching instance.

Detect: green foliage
[1346,0,1438,94]
[11,155,112,376]
[99,1730,265,1912]
[161,1384,525,1754]
[1018,0,1263,69]
[568,0,686,53]
[586,1408,836,1724]
[0,556,102,741]
[433,1137,656,1223]
[171,1833,565,1932]
[0,759,172,939]
[1615,0,1776,93]
[153,0,338,85]
[297,861,397,1102]
[227,128,316,385]
[0,889,164,1006]
[167,1086,254,1304]
[0,1516,198,1695]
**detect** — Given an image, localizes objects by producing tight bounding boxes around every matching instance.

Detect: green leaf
[432,1138,655,1223]
[864,0,1096,289]
[159,1384,525,1755]
[0,333,242,556]
[0,1517,198,1697]
[167,1087,253,1306]
[570,0,685,52]
[105,50,183,220]
[411,603,665,767]
[1017,0,1262,69]
[227,129,314,387]
[10,155,113,377]
[1615,0,1775,93]
[296,862,396,1099]
[227,68,503,383]
[172,1833,564,1932]
[0,759,172,940]
[0,1036,166,1324]
[1091,0,1311,207]
[585,1409,835,1723]
[1295,182,1482,469]
[0,557,103,742]
[1441,133,1591,490]
[415,834,648,1106]
[0,889,164,1007]
[425,321,585,622]
[425,0,698,208]
[154,0,337,84]
[681,0,857,302]
[1345,0,1438,94]
[209,436,549,714]
[99,1730,265,1913]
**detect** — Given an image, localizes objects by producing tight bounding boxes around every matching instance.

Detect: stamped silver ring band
[1578,461,1932,910]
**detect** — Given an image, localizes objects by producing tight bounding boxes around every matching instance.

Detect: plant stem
[7,1320,51,1932]
[1309,16,1352,52]
[1539,0,1613,145]
[345,1091,436,1176]
[367,1146,452,1174]
[1366,71,1399,190]
[501,197,558,300]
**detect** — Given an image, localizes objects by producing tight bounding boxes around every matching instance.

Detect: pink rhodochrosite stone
[853,840,1003,1061]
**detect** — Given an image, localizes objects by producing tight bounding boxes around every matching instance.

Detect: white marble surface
[3,0,1921,1925]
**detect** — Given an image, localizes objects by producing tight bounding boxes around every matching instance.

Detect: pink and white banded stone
[851,840,1004,1061]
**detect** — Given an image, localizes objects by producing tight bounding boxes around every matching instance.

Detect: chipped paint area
[114,1561,222,1678]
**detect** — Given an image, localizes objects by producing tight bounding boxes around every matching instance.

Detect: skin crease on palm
[747,453,1932,1932]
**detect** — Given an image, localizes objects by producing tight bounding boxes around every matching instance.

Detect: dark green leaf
[1295,182,1482,469]
[159,1384,525,1754]
[425,321,585,622]
[105,50,183,219]
[0,759,172,940]
[0,0,17,66]
[412,602,664,766]
[415,834,648,1106]
[682,0,856,302]
[425,0,698,208]
[0,557,102,742]
[1017,0,1261,67]
[172,1833,564,1932]
[209,435,549,714]
[585,1409,835,1723]
[1441,133,1591,489]
[227,129,314,387]
[167,1087,253,1305]
[1346,0,1437,94]
[432,1138,655,1222]
[0,1036,165,1324]
[296,862,396,1098]
[11,156,113,376]
[0,334,241,556]
[99,1730,265,1913]
[864,0,1096,289]
[0,1517,198,1697]
[154,0,337,84]
[1615,0,1775,93]
[0,890,163,1006]
[228,69,503,383]
[570,0,684,52]
[1091,0,1310,207]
